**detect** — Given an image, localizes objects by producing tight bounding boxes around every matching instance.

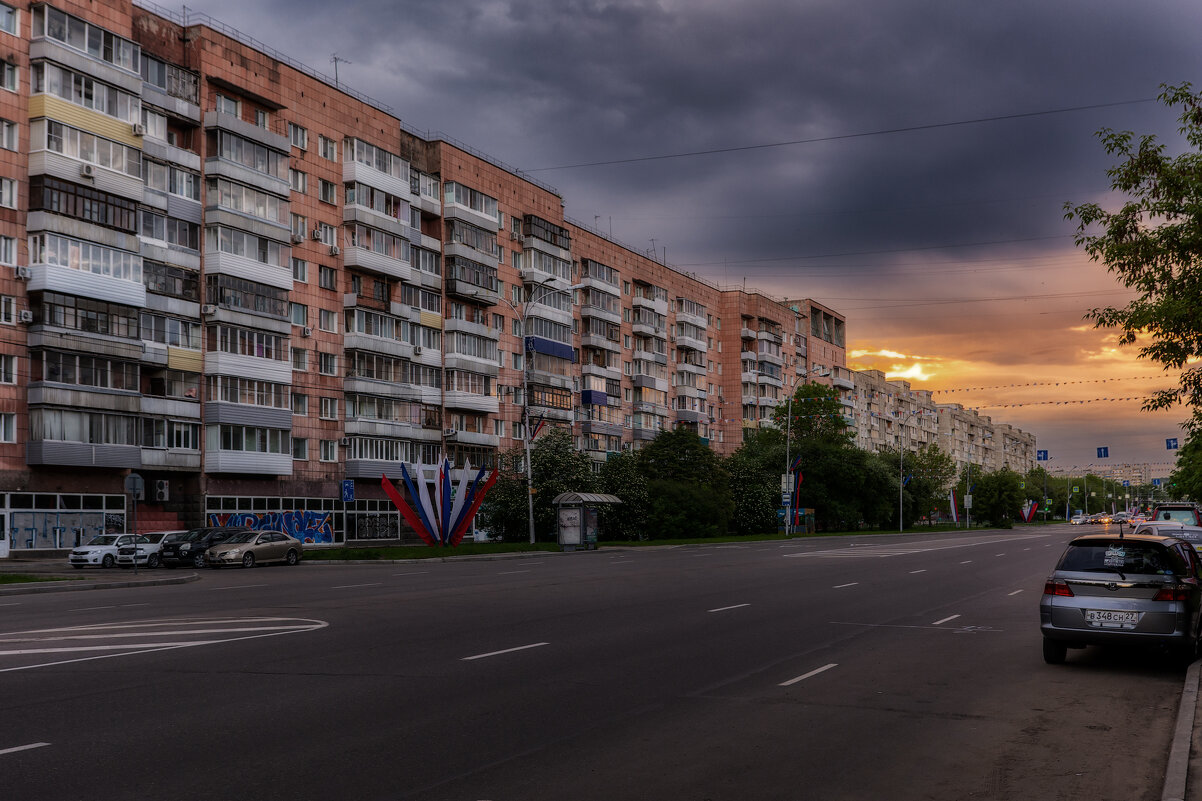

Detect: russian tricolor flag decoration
[949,489,960,523]
[381,455,499,547]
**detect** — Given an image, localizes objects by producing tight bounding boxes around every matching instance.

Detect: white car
[1069,515,1087,525]
[69,534,149,569]
[115,530,183,568]
[1132,521,1202,553]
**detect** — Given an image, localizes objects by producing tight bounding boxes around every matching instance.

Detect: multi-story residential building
[850,370,939,455]
[934,402,1036,475]
[0,0,1019,553]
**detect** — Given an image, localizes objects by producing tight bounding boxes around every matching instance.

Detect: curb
[1164,659,1201,801]
[0,572,201,596]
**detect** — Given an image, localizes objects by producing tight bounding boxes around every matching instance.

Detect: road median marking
[462,642,549,661]
[0,742,50,756]
[780,663,838,686]
[932,614,961,625]
[708,604,750,613]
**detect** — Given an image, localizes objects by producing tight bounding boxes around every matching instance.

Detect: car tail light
[1154,586,1191,602]
[1044,579,1074,597]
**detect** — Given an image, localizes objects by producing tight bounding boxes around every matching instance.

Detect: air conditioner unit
[443,428,457,438]
[311,229,322,240]
[290,234,304,244]
[14,265,30,279]
[412,346,423,355]
[201,304,217,316]
[153,479,169,502]
[18,310,33,324]
[339,437,349,446]
[329,245,339,256]
[80,163,95,178]
[132,122,146,137]
[509,230,520,241]
[302,326,313,338]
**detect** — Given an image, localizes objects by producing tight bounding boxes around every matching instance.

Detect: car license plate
[1085,609,1140,627]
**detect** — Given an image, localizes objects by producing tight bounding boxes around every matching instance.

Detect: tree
[771,381,853,446]
[878,443,956,528]
[726,429,785,536]
[479,428,594,542]
[1169,430,1202,502]
[638,428,733,538]
[1065,83,1202,433]
[972,468,1025,528]
[597,450,649,541]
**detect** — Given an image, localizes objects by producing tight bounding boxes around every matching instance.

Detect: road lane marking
[392,572,430,577]
[66,606,116,612]
[329,583,383,589]
[932,615,961,625]
[833,582,858,589]
[0,603,20,607]
[996,553,1005,556]
[784,533,1048,559]
[1008,589,1024,596]
[960,560,972,564]
[909,569,927,574]
[462,642,549,661]
[780,663,838,686]
[206,584,269,591]
[708,604,750,613]
[497,570,530,575]
[0,742,50,756]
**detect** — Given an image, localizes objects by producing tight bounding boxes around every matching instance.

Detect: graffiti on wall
[207,511,334,544]
[354,513,398,540]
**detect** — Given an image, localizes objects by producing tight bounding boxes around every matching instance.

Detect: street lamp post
[783,366,830,537]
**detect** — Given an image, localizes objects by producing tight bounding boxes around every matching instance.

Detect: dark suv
[160,527,251,569]
[1151,503,1202,526]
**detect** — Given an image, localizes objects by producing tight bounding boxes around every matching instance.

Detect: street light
[782,365,829,536]
[500,277,584,544]
[895,407,925,533]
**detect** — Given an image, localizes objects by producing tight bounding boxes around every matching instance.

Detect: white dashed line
[833,582,858,589]
[392,572,429,577]
[206,584,269,591]
[909,569,927,574]
[1008,589,1024,596]
[932,615,961,626]
[0,742,50,756]
[780,663,838,687]
[960,560,972,564]
[329,583,383,589]
[462,642,549,661]
[497,570,531,575]
[708,604,750,613]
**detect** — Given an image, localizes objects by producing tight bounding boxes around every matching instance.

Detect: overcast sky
[181,0,1202,474]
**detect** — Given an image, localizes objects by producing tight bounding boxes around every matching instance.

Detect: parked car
[116,529,183,568]
[206,529,303,568]
[69,534,147,569]
[1150,502,1202,526]
[1040,531,1202,664]
[159,526,251,569]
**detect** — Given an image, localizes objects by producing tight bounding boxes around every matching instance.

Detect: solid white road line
[329,583,383,589]
[0,742,50,756]
[909,569,927,574]
[932,615,961,626]
[833,582,858,589]
[462,642,549,661]
[497,570,530,575]
[1008,589,1024,596]
[392,571,430,576]
[780,663,838,687]
[206,584,269,591]
[708,604,750,613]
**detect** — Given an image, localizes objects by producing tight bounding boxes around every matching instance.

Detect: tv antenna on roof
[331,54,352,89]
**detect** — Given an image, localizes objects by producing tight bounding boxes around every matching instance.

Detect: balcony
[204,450,293,475]
[29,263,146,308]
[27,442,141,468]
[445,277,499,306]
[344,245,410,282]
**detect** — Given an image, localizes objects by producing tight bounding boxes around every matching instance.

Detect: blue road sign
[1168,438,1180,450]
[1122,480,1130,487]
[341,479,355,503]
[1097,447,1109,458]
[1036,450,1048,461]
[1153,478,1162,487]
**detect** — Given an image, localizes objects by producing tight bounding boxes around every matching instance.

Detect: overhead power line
[530,98,1156,172]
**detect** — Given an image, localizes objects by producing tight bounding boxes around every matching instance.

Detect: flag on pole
[949,489,960,523]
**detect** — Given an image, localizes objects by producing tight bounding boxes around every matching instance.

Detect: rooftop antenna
[331,54,352,89]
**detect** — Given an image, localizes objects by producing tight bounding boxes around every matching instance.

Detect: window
[319,397,338,420]
[0,296,12,324]
[0,176,12,208]
[291,258,307,283]
[254,109,268,129]
[291,393,308,416]
[32,6,139,71]
[0,3,15,36]
[0,119,15,150]
[319,265,337,290]
[292,437,308,460]
[288,122,308,150]
[290,170,307,194]
[141,107,167,140]
[1,61,15,92]
[320,440,338,461]
[319,179,336,204]
[319,134,336,160]
[494,419,505,438]
[290,213,307,238]
[0,235,12,265]
[319,309,338,332]
[291,348,307,371]
[215,93,239,116]
[289,303,307,326]
[0,354,14,383]
[319,352,337,375]
[315,222,336,246]
[0,412,13,442]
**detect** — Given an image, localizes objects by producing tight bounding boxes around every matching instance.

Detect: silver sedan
[206,530,303,568]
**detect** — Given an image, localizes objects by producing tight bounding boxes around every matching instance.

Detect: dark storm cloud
[184,0,1202,461]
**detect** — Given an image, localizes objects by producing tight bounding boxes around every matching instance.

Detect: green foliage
[972,468,1025,527]
[878,443,957,527]
[771,382,853,446]
[597,450,650,541]
[726,429,786,536]
[1168,431,1202,502]
[639,428,733,538]
[1065,83,1202,434]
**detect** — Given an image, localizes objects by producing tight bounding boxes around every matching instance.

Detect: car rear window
[1157,510,1199,523]
[1058,541,1186,575]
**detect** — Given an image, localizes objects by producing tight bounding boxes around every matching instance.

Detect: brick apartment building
[0,0,862,551]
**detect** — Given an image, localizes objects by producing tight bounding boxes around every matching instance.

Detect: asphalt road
[0,525,1186,800]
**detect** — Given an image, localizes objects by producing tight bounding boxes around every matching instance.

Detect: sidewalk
[0,556,198,594]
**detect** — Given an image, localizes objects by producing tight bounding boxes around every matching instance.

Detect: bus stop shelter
[552,492,621,550]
